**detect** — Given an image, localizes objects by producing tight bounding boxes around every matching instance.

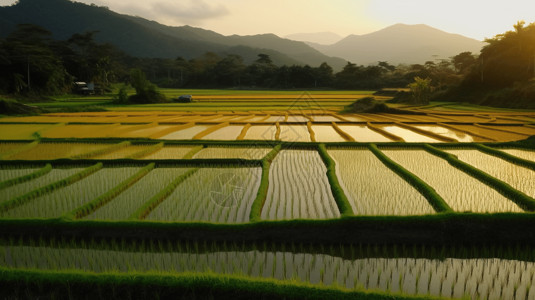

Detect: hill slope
[311,24,484,65]
[0,0,346,69]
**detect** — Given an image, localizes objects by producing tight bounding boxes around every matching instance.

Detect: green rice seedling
[86,167,193,220]
[1,166,139,219]
[382,149,523,213]
[328,148,434,215]
[69,164,155,219]
[446,149,535,198]
[0,167,85,204]
[146,167,262,223]
[0,164,52,190]
[261,150,340,220]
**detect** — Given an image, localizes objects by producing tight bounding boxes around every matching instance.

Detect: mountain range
[309,24,485,65]
[0,0,485,69]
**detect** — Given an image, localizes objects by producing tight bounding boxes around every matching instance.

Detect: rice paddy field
[1,90,535,299]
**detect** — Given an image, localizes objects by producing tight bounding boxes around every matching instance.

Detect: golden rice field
[1,95,535,299]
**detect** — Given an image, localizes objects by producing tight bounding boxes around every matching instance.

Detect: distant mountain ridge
[0,0,347,69]
[310,24,485,65]
[284,32,343,45]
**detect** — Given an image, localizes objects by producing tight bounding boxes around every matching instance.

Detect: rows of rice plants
[146,167,262,223]
[86,168,193,220]
[1,239,534,300]
[446,149,535,198]
[0,167,85,203]
[0,166,41,183]
[328,149,434,215]
[194,146,272,160]
[500,149,535,162]
[7,143,111,160]
[0,167,140,219]
[262,150,340,220]
[382,149,523,213]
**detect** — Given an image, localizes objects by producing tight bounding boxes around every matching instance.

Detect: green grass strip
[71,141,131,159]
[368,144,452,213]
[67,163,155,220]
[424,144,535,211]
[0,164,52,190]
[317,144,354,217]
[0,140,39,159]
[0,163,103,214]
[129,168,199,220]
[249,144,282,222]
[181,145,204,159]
[474,144,535,171]
[126,143,164,159]
[0,268,435,300]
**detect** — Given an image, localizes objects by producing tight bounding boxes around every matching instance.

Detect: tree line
[1,22,533,107]
[0,24,473,94]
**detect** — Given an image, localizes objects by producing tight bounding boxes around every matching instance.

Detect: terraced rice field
[92,145,154,159]
[412,125,481,142]
[160,125,211,140]
[0,166,41,182]
[0,167,84,202]
[1,101,535,299]
[446,149,535,198]
[1,167,140,219]
[279,125,311,142]
[146,167,262,223]
[311,126,347,142]
[86,167,193,220]
[142,146,195,159]
[201,125,244,140]
[194,146,271,159]
[382,149,523,213]
[6,143,111,160]
[0,142,28,155]
[0,124,57,140]
[375,125,443,143]
[2,240,534,300]
[500,148,535,162]
[337,125,392,142]
[262,150,339,220]
[329,149,434,215]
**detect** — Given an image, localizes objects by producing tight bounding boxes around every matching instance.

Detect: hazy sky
[1,0,535,40]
